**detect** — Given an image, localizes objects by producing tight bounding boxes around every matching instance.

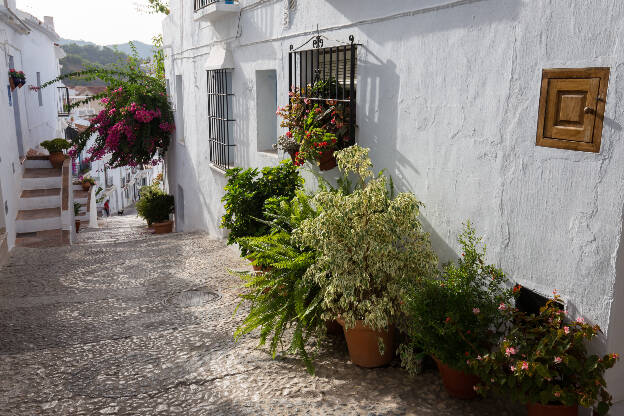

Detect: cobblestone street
[0,214,523,415]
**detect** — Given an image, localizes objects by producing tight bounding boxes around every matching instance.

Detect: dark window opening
[58,86,70,117]
[516,286,564,316]
[207,69,235,170]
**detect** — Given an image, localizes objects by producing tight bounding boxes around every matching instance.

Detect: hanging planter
[317,150,337,171]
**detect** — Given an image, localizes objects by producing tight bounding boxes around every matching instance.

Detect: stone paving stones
[0,213,525,415]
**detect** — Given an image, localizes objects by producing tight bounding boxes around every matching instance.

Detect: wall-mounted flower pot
[17,80,25,88]
[9,77,16,91]
[318,150,337,171]
[48,152,65,169]
[75,220,81,233]
[153,220,173,234]
[527,403,577,416]
[337,318,394,367]
[81,182,91,191]
[433,357,479,399]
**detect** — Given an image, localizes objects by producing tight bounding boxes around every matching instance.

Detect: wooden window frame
[536,68,610,153]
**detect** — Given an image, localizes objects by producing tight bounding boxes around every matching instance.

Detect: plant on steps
[41,138,71,168]
[294,145,438,367]
[221,161,303,255]
[400,222,516,398]
[234,191,323,374]
[469,294,619,416]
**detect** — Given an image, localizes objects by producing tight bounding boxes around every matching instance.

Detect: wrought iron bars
[288,36,357,140]
[57,86,70,117]
[207,69,235,170]
[194,0,234,11]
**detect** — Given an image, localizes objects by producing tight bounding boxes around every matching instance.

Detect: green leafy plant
[400,222,516,374]
[469,295,619,415]
[40,138,71,154]
[221,161,303,253]
[234,191,324,373]
[73,202,82,217]
[277,79,352,166]
[294,146,438,334]
[136,184,166,225]
[81,176,96,185]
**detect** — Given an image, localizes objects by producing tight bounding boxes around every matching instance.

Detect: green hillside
[60,43,129,87]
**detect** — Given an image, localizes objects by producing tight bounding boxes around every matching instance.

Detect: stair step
[26,155,50,160]
[17,207,61,220]
[24,159,53,169]
[23,168,61,179]
[73,190,89,199]
[21,188,61,198]
[15,229,69,248]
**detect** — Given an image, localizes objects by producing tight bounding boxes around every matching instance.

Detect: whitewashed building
[162,0,624,406]
[0,0,66,259]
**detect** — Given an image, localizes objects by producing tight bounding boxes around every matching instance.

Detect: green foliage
[401,222,516,374]
[40,138,71,154]
[150,34,166,81]
[81,176,96,185]
[221,161,303,253]
[136,184,166,225]
[146,0,170,14]
[235,192,324,374]
[294,146,438,333]
[60,43,128,87]
[73,202,82,216]
[469,296,618,415]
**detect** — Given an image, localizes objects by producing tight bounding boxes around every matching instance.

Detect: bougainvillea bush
[42,48,174,168]
[277,79,353,166]
[469,295,618,415]
[400,223,517,375]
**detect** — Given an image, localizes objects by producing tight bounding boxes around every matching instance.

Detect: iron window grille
[288,34,357,142]
[207,69,235,170]
[195,0,236,11]
[57,86,70,117]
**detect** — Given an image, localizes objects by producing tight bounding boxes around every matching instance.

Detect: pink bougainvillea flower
[576,317,585,324]
[505,347,517,357]
[563,326,570,334]
[510,365,516,372]
[521,361,529,370]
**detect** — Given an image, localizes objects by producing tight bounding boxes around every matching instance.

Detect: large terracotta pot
[433,357,480,399]
[153,220,173,234]
[75,220,81,232]
[81,182,91,191]
[527,403,577,416]
[337,318,394,368]
[49,152,65,169]
[318,151,337,171]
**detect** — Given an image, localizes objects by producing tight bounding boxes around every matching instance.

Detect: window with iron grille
[288,35,357,143]
[207,69,235,170]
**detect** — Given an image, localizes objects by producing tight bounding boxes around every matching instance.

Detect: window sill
[209,163,228,175]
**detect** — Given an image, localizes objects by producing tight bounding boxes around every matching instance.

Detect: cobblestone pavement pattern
[0,213,525,415]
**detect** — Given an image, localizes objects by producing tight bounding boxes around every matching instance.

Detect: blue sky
[17,0,165,45]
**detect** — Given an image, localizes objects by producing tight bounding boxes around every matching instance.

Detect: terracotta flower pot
[433,357,480,399]
[317,151,337,171]
[153,220,173,234]
[9,77,16,91]
[337,318,394,368]
[527,403,577,416]
[49,152,65,168]
[81,182,91,191]
[75,220,81,232]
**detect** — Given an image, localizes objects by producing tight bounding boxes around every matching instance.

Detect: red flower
[445,317,451,324]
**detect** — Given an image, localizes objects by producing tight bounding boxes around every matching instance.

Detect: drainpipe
[3,0,30,34]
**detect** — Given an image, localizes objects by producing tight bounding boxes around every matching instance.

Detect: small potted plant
[81,176,96,191]
[146,193,175,234]
[16,71,26,88]
[400,223,517,399]
[74,202,82,232]
[40,138,71,168]
[294,146,438,368]
[8,69,18,90]
[470,294,619,416]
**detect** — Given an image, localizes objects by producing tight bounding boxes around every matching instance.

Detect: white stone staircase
[15,156,68,248]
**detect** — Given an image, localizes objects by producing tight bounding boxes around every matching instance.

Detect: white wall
[164,0,624,401]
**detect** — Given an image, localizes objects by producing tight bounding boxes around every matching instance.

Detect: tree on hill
[60,44,129,87]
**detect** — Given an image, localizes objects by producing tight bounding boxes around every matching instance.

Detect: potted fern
[235,192,324,374]
[294,146,438,368]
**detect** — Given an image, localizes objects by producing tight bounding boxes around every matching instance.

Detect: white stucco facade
[163,0,624,402]
[0,0,64,253]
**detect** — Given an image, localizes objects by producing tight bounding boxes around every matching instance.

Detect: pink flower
[521,361,529,371]
[472,308,480,315]
[554,357,562,364]
[576,317,585,324]
[510,365,516,372]
[505,347,517,357]
[563,326,570,334]
[498,303,508,311]
[554,392,561,398]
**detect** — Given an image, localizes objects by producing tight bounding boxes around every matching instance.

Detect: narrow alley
[0,216,520,415]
